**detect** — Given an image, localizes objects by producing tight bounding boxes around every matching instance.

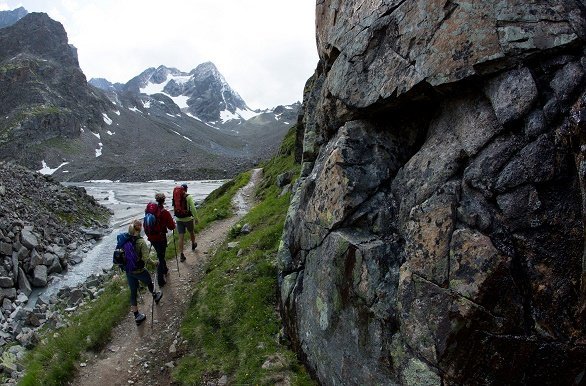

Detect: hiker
[124,219,163,325]
[173,183,198,262]
[145,193,176,287]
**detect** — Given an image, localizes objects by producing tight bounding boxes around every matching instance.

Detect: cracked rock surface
[279,1,586,384]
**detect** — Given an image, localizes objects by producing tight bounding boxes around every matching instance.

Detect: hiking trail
[70,168,263,386]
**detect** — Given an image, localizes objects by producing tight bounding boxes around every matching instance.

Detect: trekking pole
[173,229,180,276]
[151,268,156,329]
[149,244,156,329]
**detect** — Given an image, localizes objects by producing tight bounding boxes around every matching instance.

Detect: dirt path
[71,169,263,386]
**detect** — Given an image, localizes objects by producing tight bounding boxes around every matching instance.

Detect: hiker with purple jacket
[123,219,163,325]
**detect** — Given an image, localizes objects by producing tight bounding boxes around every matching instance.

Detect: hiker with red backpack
[117,219,163,325]
[143,193,176,287]
[173,184,198,262]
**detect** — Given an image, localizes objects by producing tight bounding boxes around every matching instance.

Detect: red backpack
[172,186,191,218]
[143,202,164,236]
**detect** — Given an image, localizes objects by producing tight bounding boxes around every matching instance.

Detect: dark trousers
[152,239,168,285]
[126,269,154,306]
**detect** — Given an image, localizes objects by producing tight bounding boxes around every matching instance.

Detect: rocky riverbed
[0,272,111,384]
[0,161,112,383]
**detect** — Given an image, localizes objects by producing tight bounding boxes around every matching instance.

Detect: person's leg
[186,220,197,251]
[153,240,168,286]
[137,269,154,293]
[127,272,146,324]
[126,273,139,312]
[177,221,186,260]
[137,269,162,303]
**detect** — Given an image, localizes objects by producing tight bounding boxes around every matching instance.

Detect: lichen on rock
[279,1,586,384]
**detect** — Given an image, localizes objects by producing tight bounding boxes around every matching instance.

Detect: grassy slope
[19,275,129,386]
[173,127,315,385]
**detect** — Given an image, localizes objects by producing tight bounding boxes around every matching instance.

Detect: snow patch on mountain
[171,95,189,109]
[102,113,112,125]
[170,130,193,142]
[219,107,261,123]
[38,160,69,175]
[95,143,103,157]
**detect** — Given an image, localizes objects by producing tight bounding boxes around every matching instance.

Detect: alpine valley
[0,8,299,182]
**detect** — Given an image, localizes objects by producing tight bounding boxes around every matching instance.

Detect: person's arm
[164,210,176,230]
[188,195,198,222]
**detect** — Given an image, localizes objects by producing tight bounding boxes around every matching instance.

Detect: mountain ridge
[0,9,299,182]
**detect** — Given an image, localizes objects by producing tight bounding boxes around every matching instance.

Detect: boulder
[47,257,63,274]
[1,288,16,300]
[80,227,105,240]
[16,246,28,261]
[240,224,252,235]
[31,265,47,287]
[20,228,38,250]
[0,277,13,288]
[15,328,38,349]
[16,268,31,297]
[68,251,83,265]
[0,351,17,374]
[0,242,11,255]
[2,298,13,312]
[276,172,292,188]
[67,288,84,307]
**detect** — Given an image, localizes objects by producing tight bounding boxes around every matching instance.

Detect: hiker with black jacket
[145,193,176,287]
[124,219,163,325]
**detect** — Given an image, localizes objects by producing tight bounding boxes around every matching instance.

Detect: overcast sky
[0,0,318,109]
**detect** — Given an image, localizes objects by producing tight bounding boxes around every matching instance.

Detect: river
[40,179,225,297]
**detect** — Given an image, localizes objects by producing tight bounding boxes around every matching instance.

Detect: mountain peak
[0,12,79,67]
[0,6,27,29]
[190,61,224,83]
[121,61,251,123]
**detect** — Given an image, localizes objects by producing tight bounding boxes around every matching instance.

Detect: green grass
[173,127,315,385]
[194,171,251,232]
[19,275,130,386]
[34,137,83,156]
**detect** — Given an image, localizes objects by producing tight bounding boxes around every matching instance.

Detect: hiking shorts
[177,220,194,235]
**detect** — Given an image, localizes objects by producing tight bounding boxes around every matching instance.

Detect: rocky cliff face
[0,7,26,29]
[0,12,111,172]
[279,1,586,384]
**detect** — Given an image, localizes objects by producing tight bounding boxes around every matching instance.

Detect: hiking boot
[153,291,163,304]
[180,253,186,262]
[135,312,146,325]
[191,242,197,251]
